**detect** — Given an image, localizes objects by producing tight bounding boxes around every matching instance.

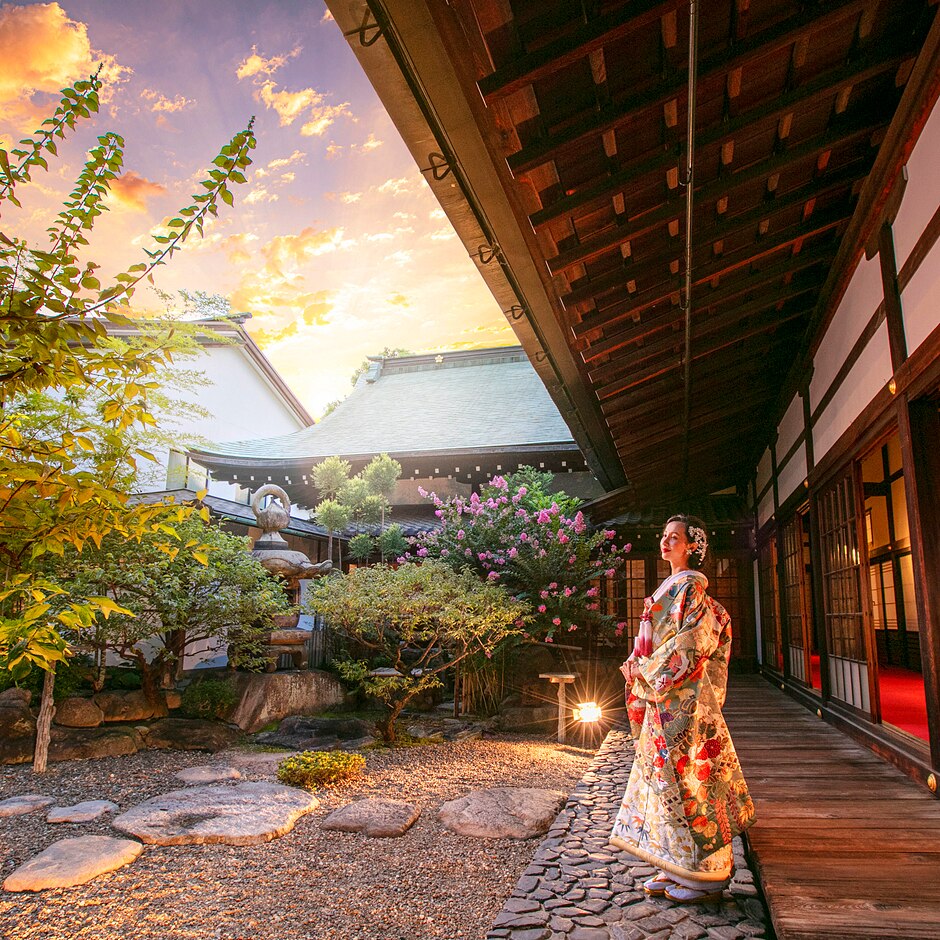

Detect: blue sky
[0,1,512,415]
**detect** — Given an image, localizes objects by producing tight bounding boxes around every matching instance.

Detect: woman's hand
[619,655,640,683]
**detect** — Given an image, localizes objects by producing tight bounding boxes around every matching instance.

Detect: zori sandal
[642,874,677,896]
[663,884,724,905]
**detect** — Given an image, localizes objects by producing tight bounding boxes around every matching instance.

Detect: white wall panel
[900,237,940,353]
[777,392,804,458]
[777,444,807,508]
[758,490,775,528]
[893,98,940,268]
[811,254,883,405]
[813,322,892,460]
[756,447,772,495]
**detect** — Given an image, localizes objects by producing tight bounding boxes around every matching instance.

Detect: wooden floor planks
[724,676,940,940]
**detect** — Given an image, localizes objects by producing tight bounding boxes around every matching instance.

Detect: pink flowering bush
[403,469,630,640]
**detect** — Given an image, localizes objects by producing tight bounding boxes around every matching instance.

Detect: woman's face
[661,521,695,568]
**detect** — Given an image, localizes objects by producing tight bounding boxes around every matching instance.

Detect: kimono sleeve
[633,579,721,702]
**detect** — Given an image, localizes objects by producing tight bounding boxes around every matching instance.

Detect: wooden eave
[326,0,940,518]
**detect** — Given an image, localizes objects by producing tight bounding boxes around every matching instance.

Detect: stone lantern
[249,484,332,671]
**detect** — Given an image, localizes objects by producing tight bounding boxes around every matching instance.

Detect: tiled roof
[191,346,575,463]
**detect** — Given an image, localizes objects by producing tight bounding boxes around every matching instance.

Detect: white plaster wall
[813,322,893,460]
[139,345,307,495]
[777,444,808,508]
[756,447,772,496]
[810,254,883,402]
[893,97,940,269]
[899,236,940,353]
[777,392,804,458]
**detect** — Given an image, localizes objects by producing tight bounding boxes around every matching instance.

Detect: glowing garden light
[574,701,602,723]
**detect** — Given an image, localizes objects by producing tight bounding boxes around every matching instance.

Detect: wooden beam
[878,222,909,370]
[531,105,882,232]
[550,155,867,277]
[595,305,810,404]
[578,243,833,354]
[589,291,816,391]
[576,210,848,361]
[564,197,853,310]
[477,0,678,101]
[508,0,888,178]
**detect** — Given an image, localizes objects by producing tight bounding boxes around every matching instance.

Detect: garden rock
[93,690,161,722]
[164,689,183,710]
[321,798,420,837]
[438,787,565,839]
[0,700,36,764]
[174,765,242,784]
[228,671,345,733]
[224,750,297,774]
[48,726,141,762]
[111,781,318,845]
[257,714,376,750]
[144,718,241,751]
[405,723,445,743]
[54,696,104,728]
[0,795,54,818]
[0,687,31,707]
[3,836,143,892]
[47,800,119,823]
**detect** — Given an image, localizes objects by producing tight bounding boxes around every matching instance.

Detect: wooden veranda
[725,676,940,940]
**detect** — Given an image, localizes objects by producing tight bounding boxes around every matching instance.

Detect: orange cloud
[0,3,130,129]
[111,171,166,211]
[254,149,305,179]
[236,45,300,80]
[387,293,410,307]
[256,80,351,136]
[141,88,195,113]
[262,227,354,274]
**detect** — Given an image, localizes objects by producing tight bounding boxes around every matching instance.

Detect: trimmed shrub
[180,678,238,720]
[276,750,366,790]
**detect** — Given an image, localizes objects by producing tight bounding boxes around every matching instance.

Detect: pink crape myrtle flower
[552,617,561,626]
[538,604,547,613]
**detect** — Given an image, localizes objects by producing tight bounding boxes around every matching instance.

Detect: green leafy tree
[314,498,351,565]
[348,533,375,564]
[377,523,407,562]
[312,455,352,500]
[0,72,255,770]
[49,518,289,711]
[307,560,526,741]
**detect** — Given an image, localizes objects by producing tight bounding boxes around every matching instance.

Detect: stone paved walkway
[487,727,772,940]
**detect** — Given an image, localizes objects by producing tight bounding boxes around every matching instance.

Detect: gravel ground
[0,733,593,940]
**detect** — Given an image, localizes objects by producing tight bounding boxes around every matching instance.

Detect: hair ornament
[687,524,708,563]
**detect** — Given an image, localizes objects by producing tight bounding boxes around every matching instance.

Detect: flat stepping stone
[47,800,119,823]
[111,781,318,845]
[174,765,242,784]
[0,795,54,818]
[321,798,420,837]
[438,787,565,839]
[3,836,142,892]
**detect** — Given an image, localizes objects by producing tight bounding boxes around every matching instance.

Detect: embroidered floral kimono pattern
[610,571,755,885]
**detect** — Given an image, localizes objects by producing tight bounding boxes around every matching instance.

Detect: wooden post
[540,673,577,745]
[32,667,56,775]
[896,395,940,769]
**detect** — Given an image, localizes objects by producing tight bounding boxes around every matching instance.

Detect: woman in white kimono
[609,515,755,904]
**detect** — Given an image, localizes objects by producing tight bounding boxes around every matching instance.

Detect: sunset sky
[0,0,513,416]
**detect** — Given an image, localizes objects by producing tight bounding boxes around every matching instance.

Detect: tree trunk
[327,529,334,563]
[139,661,169,717]
[32,666,56,774]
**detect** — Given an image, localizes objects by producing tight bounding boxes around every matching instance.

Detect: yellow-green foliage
[276,750,366,790]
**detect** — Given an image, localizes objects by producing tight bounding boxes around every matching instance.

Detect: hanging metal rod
[681,0,700,485]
